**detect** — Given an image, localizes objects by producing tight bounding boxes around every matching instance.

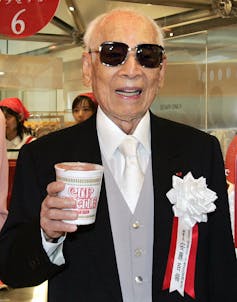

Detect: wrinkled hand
[40,181,78,241]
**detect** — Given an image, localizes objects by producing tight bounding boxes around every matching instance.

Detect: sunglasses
[89,41,165,68]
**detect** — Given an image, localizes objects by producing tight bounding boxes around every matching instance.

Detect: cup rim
[54,161,104,172]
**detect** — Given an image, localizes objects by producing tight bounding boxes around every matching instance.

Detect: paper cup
[55,162,104,225]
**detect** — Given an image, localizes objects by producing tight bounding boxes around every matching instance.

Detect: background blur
[1,1,237,301]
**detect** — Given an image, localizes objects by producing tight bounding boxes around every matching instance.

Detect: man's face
[83,12,166,132]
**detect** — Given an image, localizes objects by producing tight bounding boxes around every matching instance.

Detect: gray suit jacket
[0,112,236,302]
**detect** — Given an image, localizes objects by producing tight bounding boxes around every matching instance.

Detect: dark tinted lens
[100,42,128,66]
[137,44,163,68]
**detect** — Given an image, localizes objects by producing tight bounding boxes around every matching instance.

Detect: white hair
[83,7,164,50]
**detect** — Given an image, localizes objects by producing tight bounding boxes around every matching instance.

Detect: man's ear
[158,55,167,89]
[82,52,92,87]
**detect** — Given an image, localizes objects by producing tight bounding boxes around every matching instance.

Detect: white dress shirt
[97,106,151,212]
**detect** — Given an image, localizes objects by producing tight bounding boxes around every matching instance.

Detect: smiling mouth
[115,89,142,97]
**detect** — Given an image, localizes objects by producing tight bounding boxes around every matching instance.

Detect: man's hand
[40,181,78,240]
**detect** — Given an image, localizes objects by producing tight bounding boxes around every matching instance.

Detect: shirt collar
[97,106,151,160]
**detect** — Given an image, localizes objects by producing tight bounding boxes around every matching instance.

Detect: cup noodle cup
[55,162,104,225]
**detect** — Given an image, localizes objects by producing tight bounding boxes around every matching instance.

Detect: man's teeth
[116,90,141,96]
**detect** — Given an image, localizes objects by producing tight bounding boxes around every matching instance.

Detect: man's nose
[118,52,142,77]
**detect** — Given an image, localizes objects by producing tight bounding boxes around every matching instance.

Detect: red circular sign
[0,0,60,38]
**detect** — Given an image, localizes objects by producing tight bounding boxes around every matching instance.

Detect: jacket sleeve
[0,143,63,288]
[203,135,237,301]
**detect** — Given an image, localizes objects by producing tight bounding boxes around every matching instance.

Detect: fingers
[40,181,78,240]
[46,181,65,196]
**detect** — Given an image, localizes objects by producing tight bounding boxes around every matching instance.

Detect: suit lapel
[150,114,186,294]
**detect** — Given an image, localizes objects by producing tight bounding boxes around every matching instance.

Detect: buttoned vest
[103,157,154,302]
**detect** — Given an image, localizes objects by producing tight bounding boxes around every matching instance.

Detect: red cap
[79,92,97,105]
[0,97,30,120]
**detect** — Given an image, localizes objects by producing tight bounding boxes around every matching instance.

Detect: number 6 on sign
[11,9,26,35]
[0,0,59,38]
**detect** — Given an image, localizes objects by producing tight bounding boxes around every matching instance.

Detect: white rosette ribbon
[164,172,217,297]
[167,172,217,229]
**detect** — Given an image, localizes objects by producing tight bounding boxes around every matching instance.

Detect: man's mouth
[115,89,142,97]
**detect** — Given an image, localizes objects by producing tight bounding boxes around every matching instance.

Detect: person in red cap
[0,97,35,160]
[0,110,8,230]
[0,108,10,290]
[71,92,97,124]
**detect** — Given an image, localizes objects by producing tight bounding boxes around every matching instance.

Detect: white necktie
[119,136,144,213]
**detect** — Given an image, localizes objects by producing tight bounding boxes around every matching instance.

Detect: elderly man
[0,8,236,302]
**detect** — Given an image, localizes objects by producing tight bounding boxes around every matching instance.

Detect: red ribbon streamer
[162,217,178,290]
[234,155,237,247]
[162,217,198,299]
